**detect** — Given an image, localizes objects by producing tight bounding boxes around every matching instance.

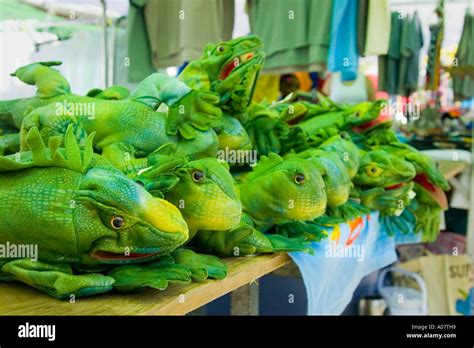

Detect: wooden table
[0,253,290,316]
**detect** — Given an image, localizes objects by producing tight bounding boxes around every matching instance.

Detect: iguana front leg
[107,255,192,293]
[358,182,414,216]
[191,224,313,257]
[325,200,370,222]
[131,73,222,140]
[1,259,114,300]
[171,248,228,281]
[100,143,148,177]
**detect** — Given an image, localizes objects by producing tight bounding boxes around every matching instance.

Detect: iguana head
[0,127,189,266]
[78,167,189,265]
[164,158,242,232]
[350,100,391,132]
[239,153,327,223]
[137,150,242,233]
[353,150,416,189]
[345,100,387,129]
[178,35,265,112]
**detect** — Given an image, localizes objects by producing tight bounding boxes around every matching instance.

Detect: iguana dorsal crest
[0,125,94,173]
[246,153,284,181]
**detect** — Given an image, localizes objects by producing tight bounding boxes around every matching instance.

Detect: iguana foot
[326,200,370,222]
[107,255,192,293]
[171,249,227,281]
[2,259,114,300]
[276,220,329,242]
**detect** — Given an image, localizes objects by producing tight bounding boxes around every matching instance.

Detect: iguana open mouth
[218,51,259,80]
[385,182,406,190]
[92,250,160,261]
[353,113,391,133]
[414,173,448,209]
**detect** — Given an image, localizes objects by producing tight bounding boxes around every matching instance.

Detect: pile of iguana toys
[0,35,449,300]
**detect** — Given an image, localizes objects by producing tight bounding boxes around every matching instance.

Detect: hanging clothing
[378,12,403,95]
[327,0,359,81]
[247,0,309,71]
[453,12,474,100]
[126,0,234,82]
[357,0,369,56]
[127,0,156,82]
[144,0,234,69]
[307,0,333,65]
[425,4,444,91]
[364,0,391,56]
[247,0,332,73]
[398,12,424,96]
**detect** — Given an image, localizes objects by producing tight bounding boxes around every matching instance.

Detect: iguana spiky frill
[0,126,193,299]
[0,61,222,171]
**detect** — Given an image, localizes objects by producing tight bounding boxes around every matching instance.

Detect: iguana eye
[111,216,125,229]
[340,132,349,139]
[217,45,226,53]
[366,165,382,177]
[294,173,305,184]
[192,170,205,182]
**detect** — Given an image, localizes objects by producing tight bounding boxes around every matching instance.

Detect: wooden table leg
[230,281,259,315]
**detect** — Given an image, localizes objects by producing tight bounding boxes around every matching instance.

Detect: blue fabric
[456,287,474,316]
[394,231,422,245]
[327,0,359,81]
[290,211,397,315]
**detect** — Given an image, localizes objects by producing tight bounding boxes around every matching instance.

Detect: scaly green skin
[0,127,191,299]
[136,152,243,280]
[353,150,417,217]
[0,62,222,172]
[291,149,350,208]
[178,35,289,155]
[355,124,449,241]
[280,97,385,154]
[191,154,328,256]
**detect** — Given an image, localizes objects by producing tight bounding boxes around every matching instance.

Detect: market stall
[0,0,473,321]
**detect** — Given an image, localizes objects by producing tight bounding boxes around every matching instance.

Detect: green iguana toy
[178,35,289,155]
[136,148,243,280]
[190,153,328,256]
[0,61,222,173]
[351,150,420,236]
[0,126,195,300]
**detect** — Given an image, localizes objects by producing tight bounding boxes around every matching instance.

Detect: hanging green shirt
[397,14,424,96]
[248,0,309,70]
[379,12,402,95]
[144,0,234,69]
[127,0,155,83]
[453,12,474,100]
